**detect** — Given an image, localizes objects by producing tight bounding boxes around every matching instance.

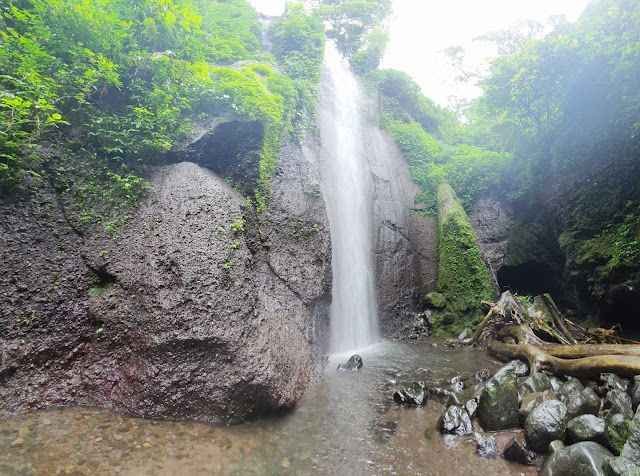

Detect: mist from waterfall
[319,43,379,353]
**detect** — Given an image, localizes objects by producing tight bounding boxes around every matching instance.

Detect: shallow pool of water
[0,341,539,475]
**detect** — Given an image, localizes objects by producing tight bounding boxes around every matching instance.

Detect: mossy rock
[433,183,496,334]
[425,292,446,309]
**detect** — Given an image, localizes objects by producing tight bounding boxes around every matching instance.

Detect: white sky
[249,0,592,107]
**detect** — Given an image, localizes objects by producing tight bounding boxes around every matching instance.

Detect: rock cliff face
[349,95,437,336]
[0,137,331,423]
[469,156,640,328]
[366,123,438,334]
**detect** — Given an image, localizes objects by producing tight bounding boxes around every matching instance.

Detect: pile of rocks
[476,361,640,474]
[395,359,640,474]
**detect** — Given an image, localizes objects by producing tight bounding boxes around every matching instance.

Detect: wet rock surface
[604,390,634,419]
[440,405,473,436]
[605,413,632,455]
[478,362,522,431]
[631,376,640,410]
[541,441,613,476]
[503,437,537,465]
[566,415,606,444]
[525,400,568,452]
[475,432,498,458]
[0,152,332,422]
[605,407,640,474]
[337,354,364,371]
[520,390,559,421]
[393,382,428,406]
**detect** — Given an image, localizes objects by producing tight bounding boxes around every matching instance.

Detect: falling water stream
[319,43,379,353]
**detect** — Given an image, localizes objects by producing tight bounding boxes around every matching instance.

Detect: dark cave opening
[173,120,265,195]
[601,284,640,333]
[497,261,562,299]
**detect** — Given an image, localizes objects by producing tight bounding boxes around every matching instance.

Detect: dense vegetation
[365,69,511,213]
[466,0,640,319]
[321,0,391,74]
[0,0,324,224]
[430,183,496,335]
[355,0,640,325]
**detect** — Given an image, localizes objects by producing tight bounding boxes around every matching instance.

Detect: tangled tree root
[469,291,640,378]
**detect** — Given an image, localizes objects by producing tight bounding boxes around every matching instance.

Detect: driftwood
[470,291,640,379]
[489,341,640,378]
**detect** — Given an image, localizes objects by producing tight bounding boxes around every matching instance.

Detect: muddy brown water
[0,341,539,475]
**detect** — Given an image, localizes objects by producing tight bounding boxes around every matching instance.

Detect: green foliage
[561,204,640,286]
[0,0,313,216]
[70,166,149,233]
[435,183,496,331]
[320,0,391,58]
[368,69,451,135]
[437,144,511,208]
[230,216,246,234]
[271,3,325,134]
[351,28,388,75]
[476,0,640,195]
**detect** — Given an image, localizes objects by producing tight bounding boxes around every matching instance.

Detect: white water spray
[319,43,379,353]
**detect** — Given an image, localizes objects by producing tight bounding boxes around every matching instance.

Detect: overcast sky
[249,0,592,106]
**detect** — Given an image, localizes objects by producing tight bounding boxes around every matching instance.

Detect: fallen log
[540,343,640,359]
[488,341,640,378]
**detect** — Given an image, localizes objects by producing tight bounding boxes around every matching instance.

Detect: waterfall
[319,43,379,353]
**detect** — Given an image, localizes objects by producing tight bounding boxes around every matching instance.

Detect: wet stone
[606,413,632,455]
[631,376,640,411]
[601,373,630,394]
[604,390,634,419]
[567,387,602,420]
[525,399,568,453]
[439,405,473,436]
[393,382,427,406]
[478,363,520,431]
[474,432,497,458]
[559,378,585,402]
[520,390,558,421]
[503,437,537,465]
[450,375,464,393]
[604,406,640,475]
[520,372,552,396]
[603,456,640,476]
[465,397,478,418]
[541,441,614,476]
[337,354,363,371]
[549,376,564,393]
[504,360,529,377]
[566,414,606,444]
[475,368,491,383]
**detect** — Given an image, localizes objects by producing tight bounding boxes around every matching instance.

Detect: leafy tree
[321,0,391,63]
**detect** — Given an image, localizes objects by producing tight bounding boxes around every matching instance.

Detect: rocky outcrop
[0,139,331,423]
[470,196,514,275]
[355,96,438,336]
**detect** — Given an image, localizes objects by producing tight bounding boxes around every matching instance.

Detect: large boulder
[478,363,522,431]
[541,441,614,476]
[0,154,332,423]
[525,400,569,452]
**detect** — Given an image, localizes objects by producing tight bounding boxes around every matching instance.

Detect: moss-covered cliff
[427,183,496,335]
